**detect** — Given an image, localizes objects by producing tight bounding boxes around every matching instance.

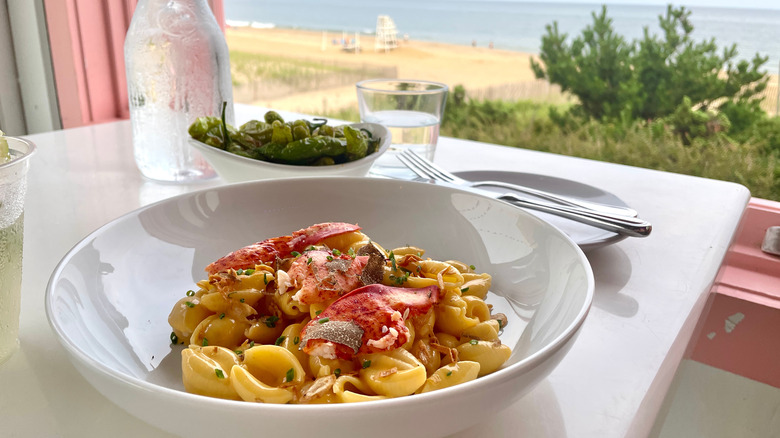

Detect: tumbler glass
[0,135,35,364]
[356,79,448,177]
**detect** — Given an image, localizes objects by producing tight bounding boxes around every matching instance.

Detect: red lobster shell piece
[301,284,440,360]
[205,222,361,275]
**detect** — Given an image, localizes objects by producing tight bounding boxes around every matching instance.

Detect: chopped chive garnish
[240,298,245,303]
[236,269,244,275]
[389,251,397,270]
[244,268,255,275]
[307,257,313,265]
[275,335,286,346]
[446,371,453,377]
[469,264,476,270]
[235,349,243,355]
[461,287,470,293]
[332,249,341,256]
[318,317,330,324]
[362,360,371,369]
[215,369,225,379]
[170,332,179,344]
[285,368,295,382]
[469,339,478,345]
[185,301,195,308]
[265,315,280,328]
[219,313,225,319]
[293,336,300,345]
[315,309,323,315]
[291,251,301,257]
[202,338,209,346]
[326,255,333,262]
[334,368,341,377]
[186,290,195,297]
[263,272,268,284]
[348,248,355,256]
[249,341,255,348]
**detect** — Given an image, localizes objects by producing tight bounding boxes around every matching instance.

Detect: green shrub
[530,5,769,144]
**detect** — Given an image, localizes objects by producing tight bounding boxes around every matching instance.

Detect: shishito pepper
[270,120,294,145]
[264,110,284,125]
[259,136,348,164]
[343,125,368,160]
[292,120,311,141]
[240,120,271,136]
[317,125,335,137]
[188,116,230,148]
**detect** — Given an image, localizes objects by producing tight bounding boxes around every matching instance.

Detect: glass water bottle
[124,0,234,182]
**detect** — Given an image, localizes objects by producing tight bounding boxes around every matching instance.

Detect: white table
[1,104,750,437]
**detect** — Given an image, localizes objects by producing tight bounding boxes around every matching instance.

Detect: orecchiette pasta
[358,348,427,397]
[417,360,481,394]
[169,222,512,404]
[181,346,241,400]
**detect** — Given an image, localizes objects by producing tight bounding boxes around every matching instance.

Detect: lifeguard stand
[374,15,398,52]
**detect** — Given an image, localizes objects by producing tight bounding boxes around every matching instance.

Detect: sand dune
[225,27,545,114]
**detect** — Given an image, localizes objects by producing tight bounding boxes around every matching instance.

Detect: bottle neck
[138,0,210,7]
[134,0,214,18]
[132,0,218,34]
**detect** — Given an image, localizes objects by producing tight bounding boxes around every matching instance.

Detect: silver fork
[398,149,652,237]
[399,149,638,217]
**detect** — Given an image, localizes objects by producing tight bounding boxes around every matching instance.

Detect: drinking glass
[0,135,35,364]
[356,79,448,177]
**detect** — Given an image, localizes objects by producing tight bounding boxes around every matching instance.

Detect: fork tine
[396,152,433,180]
[398,150,437,180]
[399,149,456,183]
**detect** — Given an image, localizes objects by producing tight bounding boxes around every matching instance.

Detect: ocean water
[224,0,780,72]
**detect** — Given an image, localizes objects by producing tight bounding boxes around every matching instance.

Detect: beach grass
[231,50,358,84]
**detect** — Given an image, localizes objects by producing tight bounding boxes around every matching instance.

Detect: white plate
[456,170,631,251]
[45,177,593,438]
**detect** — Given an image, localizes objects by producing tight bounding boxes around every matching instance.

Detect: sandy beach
[225,26,562,114]
[225,26,778,116]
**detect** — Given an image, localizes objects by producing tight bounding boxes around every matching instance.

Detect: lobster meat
[300,284,440,360]
[205,222,361,275]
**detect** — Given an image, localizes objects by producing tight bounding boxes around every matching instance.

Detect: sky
[558,0,779,9]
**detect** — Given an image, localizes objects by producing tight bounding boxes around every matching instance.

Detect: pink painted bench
[688,197,780,387]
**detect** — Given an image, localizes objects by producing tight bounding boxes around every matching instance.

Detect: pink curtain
[45,0,226,129]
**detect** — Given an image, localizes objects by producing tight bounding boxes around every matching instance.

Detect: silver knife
[427,179,652,238]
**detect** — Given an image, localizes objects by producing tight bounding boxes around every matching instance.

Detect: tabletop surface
[1,104,751,437]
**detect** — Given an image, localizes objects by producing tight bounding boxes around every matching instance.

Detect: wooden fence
[466,77,780,116]
[233,59,397,103]
[465,80,574,106]
[761,80,779,116]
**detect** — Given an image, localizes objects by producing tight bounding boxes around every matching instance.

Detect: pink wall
[45,0,225,129]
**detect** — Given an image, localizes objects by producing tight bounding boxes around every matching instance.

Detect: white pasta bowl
[189,122,391,182]
[45,177,593,438]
